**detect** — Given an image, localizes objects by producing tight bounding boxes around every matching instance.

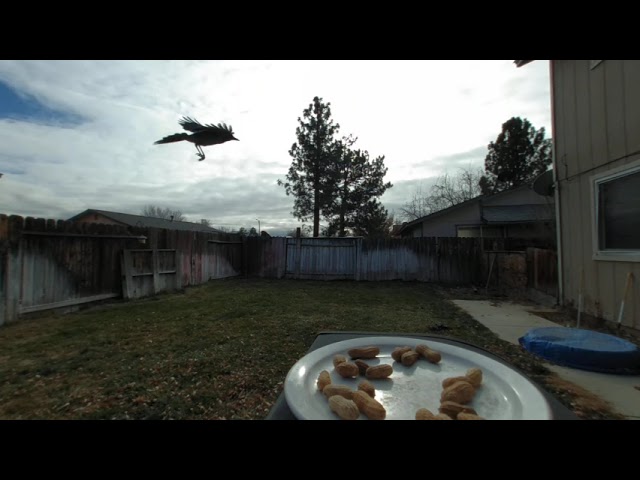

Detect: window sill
[593,251,640,263]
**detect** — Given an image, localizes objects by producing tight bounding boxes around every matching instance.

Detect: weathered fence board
[247,237,484,284]
[14,216,144,320]
[206,241,242,280]
[20,293,120,314]
[244,237,286,278]
[1,214,243,324]
[121,249,180,299]
[286,238,357,280]
[357,237,482,283]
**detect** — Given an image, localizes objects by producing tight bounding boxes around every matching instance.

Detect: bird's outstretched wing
[179,116,235,135]
[179,116,207,133]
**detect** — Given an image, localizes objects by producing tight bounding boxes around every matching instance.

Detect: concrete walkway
[452,299,640,420]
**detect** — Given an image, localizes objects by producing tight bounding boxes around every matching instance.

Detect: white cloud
[0,60,550,233]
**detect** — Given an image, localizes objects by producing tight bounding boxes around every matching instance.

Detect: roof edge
[399,184,535,235]
[399,196,482,235]
[514,60,535,68]
[67,209,221,233]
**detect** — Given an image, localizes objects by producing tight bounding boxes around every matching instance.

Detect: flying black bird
[154,116,239,161]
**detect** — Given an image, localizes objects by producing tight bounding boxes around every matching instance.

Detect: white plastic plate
[284,336,552,420]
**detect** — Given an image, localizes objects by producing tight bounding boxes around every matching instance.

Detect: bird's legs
[195,144,205,161]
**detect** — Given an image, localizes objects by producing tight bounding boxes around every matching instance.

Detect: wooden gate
[121,249,180,299]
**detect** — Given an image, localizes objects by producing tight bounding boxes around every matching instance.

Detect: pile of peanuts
[316,344,486,420]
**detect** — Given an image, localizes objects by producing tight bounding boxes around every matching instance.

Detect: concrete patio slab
[452,299,640,420]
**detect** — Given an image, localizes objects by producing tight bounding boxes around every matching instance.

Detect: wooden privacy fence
[121,249,180,299]
[206,239,242,281]
[0,214,243,324]
[244,237,484,283]
[120,241,243,300]
[1,210,557,326]
[0,215,145,325]
[286,237,357,280]
[358,237,482,283]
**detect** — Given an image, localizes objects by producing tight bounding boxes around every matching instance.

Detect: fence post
[121,250,135,299]
[355,238,361,281]
[0,214,8,325]
[279,237,287,279]
[241,236,248,277]
[4,215,24,324]
[436,237,441,282]
[174,249,183,289]
[534,248,540,290]
[152,249,160,294]
[295,228,302,279]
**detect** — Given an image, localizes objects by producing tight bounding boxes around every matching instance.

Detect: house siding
[553,59,640,329]
[403,187,554,238]
[419,201,481,237]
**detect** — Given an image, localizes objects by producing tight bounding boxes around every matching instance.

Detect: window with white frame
[593,163,640,257]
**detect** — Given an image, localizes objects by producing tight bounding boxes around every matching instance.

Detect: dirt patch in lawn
[0,278,626,420]
[542,376,626,420]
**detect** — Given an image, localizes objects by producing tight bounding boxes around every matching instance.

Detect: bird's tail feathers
[153,133,189,144]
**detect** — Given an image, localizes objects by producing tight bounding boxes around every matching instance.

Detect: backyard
[0,278,623,420]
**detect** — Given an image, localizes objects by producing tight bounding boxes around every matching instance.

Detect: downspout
[549,60,564,306]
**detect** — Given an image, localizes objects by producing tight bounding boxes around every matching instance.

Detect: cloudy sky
[0,60,551,235]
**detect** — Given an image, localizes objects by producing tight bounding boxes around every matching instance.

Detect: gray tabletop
[266,331,579,420]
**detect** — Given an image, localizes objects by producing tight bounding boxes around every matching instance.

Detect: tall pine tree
[324,136,392,237]
[278,96,340,237]
[351,199,394,238]
[479,117,552,195]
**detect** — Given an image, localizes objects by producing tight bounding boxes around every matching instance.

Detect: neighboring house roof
[482,204,554,224]
[399,185,554,235]
[514,60,534,67]
[399,196,482,235]
[68,209,220,233]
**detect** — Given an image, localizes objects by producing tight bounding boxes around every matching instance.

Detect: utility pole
[256,219,261,235]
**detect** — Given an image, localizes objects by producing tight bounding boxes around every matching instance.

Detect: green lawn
[0,278,622,419]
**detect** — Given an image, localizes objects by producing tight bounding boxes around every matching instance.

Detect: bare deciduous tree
[399,166,483,221]
[141,205,186,222]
